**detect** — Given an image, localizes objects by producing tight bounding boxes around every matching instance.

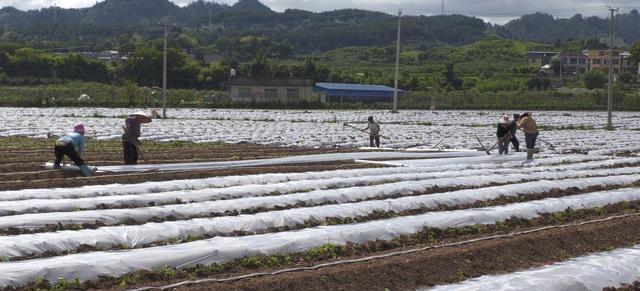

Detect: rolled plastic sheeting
[1,188,640,287]
[0,174,638,260]
[91,151,487,173]
[7,155,613,201]
[2,166,639,228]
[427,246,640,291]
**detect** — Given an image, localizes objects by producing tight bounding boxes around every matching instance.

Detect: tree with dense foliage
[442,63,463,90]
[583,70,607,90]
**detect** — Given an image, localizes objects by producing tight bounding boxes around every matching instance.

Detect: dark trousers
[123,140,139,165]
[525,133,538,149]
[54,143,85,166]
[498,136,509,155]
[369,136,380,148]
[511,136,520,152]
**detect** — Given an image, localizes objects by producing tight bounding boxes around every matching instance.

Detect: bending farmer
[518,112,539,160]
[53,123,92,177]
[122,111,152,165]
[363,116,381,148]
[496,115,512,155]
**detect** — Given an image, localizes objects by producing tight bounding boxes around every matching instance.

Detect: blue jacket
[58,132,85,154]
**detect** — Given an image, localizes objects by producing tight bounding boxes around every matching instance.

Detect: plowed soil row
[107,214,640,291]
[0,161,376,191]
[0,137,364,190]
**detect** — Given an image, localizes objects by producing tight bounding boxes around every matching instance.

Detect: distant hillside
[504,10,640,45]
[0,0,492,52]
[0,0,638,56]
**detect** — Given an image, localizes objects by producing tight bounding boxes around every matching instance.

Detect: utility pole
[162,25,168,119]
[392,8,402,113]
[607,7,618,129]
[441,0,445,15]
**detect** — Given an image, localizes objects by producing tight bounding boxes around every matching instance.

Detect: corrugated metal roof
[315,83,403,92]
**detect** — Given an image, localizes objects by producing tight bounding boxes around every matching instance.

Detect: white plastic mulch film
[0,150,639,287]
[45,151,486,173]
[3,108,640,151]
[427,245,640,291]
[1,188,640,286]
[0,175,639,260]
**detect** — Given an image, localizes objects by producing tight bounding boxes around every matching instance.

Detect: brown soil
[86,213,640,291]
[604,281,640,291]
[0,138,369,191]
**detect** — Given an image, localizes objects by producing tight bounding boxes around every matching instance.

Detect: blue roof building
[313,83,404,103]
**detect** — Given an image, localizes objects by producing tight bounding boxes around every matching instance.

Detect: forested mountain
[0,0,492,53]
[0,0,638,57]
[503,10,640,44]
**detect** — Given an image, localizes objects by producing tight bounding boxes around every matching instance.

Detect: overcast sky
[1,0,638,24]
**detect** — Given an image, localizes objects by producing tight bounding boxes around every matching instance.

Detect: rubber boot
[526,149,534,160]
[79,164,93,177]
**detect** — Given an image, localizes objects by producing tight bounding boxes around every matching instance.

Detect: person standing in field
[53,123,93,177]
[122,111,152,165]
[496,115,511,155]
[510,114,521,152]
[363,116,381,148]
[518,112,539,160]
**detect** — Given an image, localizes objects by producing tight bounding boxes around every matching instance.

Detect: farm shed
[314,83,404,103]
[230,77,315,104]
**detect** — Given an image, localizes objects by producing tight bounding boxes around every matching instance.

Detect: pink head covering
[74,123,86,135]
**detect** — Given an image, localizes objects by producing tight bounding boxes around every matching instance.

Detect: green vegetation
[583,70,607,90]
[0,1,638,110]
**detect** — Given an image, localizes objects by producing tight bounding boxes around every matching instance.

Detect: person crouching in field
[518,112,539,160]
[122,111,152,165]
[53,123,93,177]
[496,115,512,155]
[510,114,521,152]
[363,116,381,148]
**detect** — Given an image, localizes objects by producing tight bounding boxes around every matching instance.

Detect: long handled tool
[343,122,390,140]
[474,134,491,155]
[431,137,445,149]
[123,126,146,163]
[517,129,561,154]
[488,132,512,152]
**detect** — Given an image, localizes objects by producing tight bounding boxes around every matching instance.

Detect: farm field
[1,108,640,290]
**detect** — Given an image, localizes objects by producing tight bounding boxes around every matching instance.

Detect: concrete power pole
[441,0,444,15]
[607,7,618,129]
[392,8,402,113]
[162,26,168,119]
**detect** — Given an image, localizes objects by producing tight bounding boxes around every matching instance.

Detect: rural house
[230,78,315,104]
[526,51,559,67]
[553,51,588,75]
[313,83,404,103]
[583,48,633,74]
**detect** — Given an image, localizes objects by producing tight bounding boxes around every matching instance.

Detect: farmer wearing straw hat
[53,123,93,176]
[496,115,512,155]
[518,112,539,160]
[122,111,152,165]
